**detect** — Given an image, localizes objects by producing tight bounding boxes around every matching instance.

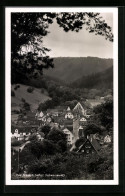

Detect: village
[11,101,112,156]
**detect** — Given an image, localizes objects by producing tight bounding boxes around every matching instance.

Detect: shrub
[14,84,20,90]
[11,140,24,146]
[11,90,15,97]
[27,87,34,93]
[12,110,20,114]
[21,98,26,103]
[23,102,30,111]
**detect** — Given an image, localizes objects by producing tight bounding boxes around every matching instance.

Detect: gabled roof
[79,125,83,130]
[73,102,84,111]
[80,116,87,121]
[77,135,100,153]
[67,106,71,111]
[73,102,85,115]
[88,135,100,151]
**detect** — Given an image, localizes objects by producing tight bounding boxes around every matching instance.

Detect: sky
[43,13,113,58]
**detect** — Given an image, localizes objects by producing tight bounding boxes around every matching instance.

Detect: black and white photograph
[5,7,118,185]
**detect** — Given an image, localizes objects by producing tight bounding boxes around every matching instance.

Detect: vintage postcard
[5,7,118,185]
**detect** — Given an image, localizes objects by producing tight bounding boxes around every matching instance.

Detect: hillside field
[11,84,51,113]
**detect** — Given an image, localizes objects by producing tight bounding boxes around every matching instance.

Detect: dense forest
[44,57,113,83]
[71,66,113,89]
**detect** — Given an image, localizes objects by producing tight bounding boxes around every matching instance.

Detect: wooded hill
[43,57,113,84]
[71,66,113,89]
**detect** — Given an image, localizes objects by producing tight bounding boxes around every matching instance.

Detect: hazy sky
[43,13,113,58]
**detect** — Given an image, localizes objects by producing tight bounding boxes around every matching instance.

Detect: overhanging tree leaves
[11,12,113,84]
[11,13,56,83]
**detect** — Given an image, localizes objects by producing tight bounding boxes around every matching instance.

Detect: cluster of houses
[11,102,111,155]
[35,102,93,145]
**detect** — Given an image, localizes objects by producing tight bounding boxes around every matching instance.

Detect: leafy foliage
[37,80,81,111]
[11,140,24,146]
[22,101,30,111]
[40,125,51,138]
[47,128,67,152]
[11,13,55,84]
[14,84,20,90]
[27,87,34,93]
[93,99,113,130]
[21,98,26,103]
[47,128,66,143]
[11,90,15,97]
[19,147,38,171]
[17,150,113,180]
[56,12,113,41]
[83,123,102,138]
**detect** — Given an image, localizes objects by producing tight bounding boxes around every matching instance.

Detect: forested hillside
[44,57,113,83]
[71,67,113,89]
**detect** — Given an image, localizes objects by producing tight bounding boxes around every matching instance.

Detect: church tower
[72,102,85,144]
[73,114,80,143]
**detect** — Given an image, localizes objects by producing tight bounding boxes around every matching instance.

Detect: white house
[62,128,74,145]
[80,117,87,122]
[104,135,111,143]
[54,123,59,129]
[18,134,24,141]
[11,129,31,141]
[41,115,47,122]
[65,112,74,119]
[35,111,44,120]
[11,129,20,138]
[46,117,52,123]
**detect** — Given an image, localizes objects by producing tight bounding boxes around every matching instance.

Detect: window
[85,145,91,148]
